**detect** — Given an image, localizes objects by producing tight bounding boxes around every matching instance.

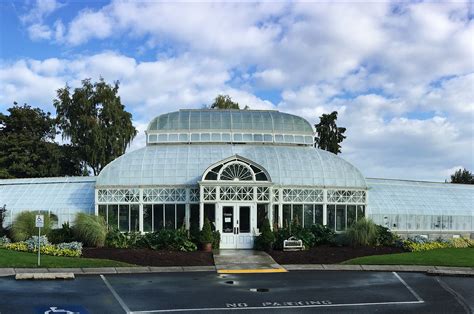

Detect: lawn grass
[343,248,474,267]
[0,249,134,268]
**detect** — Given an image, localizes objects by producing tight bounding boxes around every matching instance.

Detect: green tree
[314,111,346,155]
[450,168,473,184]
[0,104,83,178]
[209,94,248,109]
[54,78,137,175]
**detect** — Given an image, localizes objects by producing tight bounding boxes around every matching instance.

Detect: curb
[0,266,216,277]
[281,264,474,276]
[1,265,473,277]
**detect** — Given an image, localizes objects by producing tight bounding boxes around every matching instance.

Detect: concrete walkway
[213,250,287,273]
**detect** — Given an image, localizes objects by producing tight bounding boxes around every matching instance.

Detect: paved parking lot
[0,271,472,313]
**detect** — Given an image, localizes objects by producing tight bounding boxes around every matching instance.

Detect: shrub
[73,213,107,247]
[105,228,132,248]
[310,224,335,246]
[346,218,378,247]
[11,211,53,242]
[25,235,50,251]
[290,221,316,249]
[139,228,196,251]
[49,222,75,244]
[375,225,400,247]
[403,240,449,252]
[212,230,221,250]
[199,218,213,244]
[254,219,275,251]
[272,226,291,250]
[0,235,11,246]
[450,237,474,248]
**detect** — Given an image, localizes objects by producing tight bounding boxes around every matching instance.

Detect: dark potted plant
[199,218,213,252]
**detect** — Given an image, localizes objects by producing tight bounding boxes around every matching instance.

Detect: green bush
[212,230,221,250]
[375,225,400,247]
[199,218,213,244]
[49,222,75,244]
[346,218,378,247]
[310,224,335,246]
[290,220,315,249]
[105,228,131,248]
[73,213,107,247]
[11,211,54,242]
[139,227,196,251]
[254,219,275,251]
[272,226,291,250]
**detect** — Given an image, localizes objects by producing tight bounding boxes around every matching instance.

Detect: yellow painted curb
[217,268,288,274]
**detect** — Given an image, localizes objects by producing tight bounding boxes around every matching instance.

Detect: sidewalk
[0,264,472,277]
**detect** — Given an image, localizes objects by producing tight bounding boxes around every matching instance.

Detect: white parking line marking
[392,271,424,302]
[130,300,424,313]
[100,275,131,314]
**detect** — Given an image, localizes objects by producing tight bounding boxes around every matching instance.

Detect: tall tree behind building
[314,111,346,155]
[450,168,474,184]
[0,104,83,178]
[209,95,248,109]
[54,78,137,175]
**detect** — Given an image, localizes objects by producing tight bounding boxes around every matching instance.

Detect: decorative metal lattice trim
[97,188,140,203]
[257,186,270,201]
[220,186,254,201]
[203,187,217,201]
[143,188,186,203]
[281,188,324,203]
[189,188,200,202]
[273,189,280,202]
[327,190,366,204]
[220,163,253,181]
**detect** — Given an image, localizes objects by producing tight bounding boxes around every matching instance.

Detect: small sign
[35,215,44,228]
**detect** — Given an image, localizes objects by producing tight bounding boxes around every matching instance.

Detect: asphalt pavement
[0,270,472,314]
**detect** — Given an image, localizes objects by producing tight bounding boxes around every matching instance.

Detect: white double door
[218,203,256,249]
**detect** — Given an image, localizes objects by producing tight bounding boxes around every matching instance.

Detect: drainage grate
[225,281,235,285]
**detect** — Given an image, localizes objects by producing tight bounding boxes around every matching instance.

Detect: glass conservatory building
[0,109,473,248]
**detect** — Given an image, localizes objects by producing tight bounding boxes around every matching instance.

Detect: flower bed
[1,236,82,257]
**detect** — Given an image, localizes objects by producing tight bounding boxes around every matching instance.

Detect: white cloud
[27,23,52,40]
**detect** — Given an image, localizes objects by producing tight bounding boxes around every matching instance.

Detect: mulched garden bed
[82,248,214,267]
[269,245,406,264]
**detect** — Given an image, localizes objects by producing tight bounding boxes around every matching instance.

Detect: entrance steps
[213,250,287,274]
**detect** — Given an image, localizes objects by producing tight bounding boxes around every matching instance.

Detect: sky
[0,0,473,182]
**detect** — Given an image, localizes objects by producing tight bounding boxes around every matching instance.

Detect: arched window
[203,157,270,182]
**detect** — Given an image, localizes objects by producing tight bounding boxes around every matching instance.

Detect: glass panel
[176,204,185,229]
[273,204,279,228]
[153,204,164,231]
[119,204,129,232]
[336,205,346,231]
[130,204,139,232]
[222,206,234,233]
[327,205,335,230]
[204,203,216,230]
[189,204,200,231]
[239,206,250,233]
[257,204,268,230]
[357,205,365,221]
[283,204,291,227]
[143,204,152,232]
[293,204,303,226]
[165,204,175,229]
[315,205,323,225]
[304,204,313,228]
[108,205,118,230]
[347,205,357,228]
[98,205,107,222]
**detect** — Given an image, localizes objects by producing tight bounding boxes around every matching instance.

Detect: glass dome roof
[96,144,367,188]
[146,110,315,146]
